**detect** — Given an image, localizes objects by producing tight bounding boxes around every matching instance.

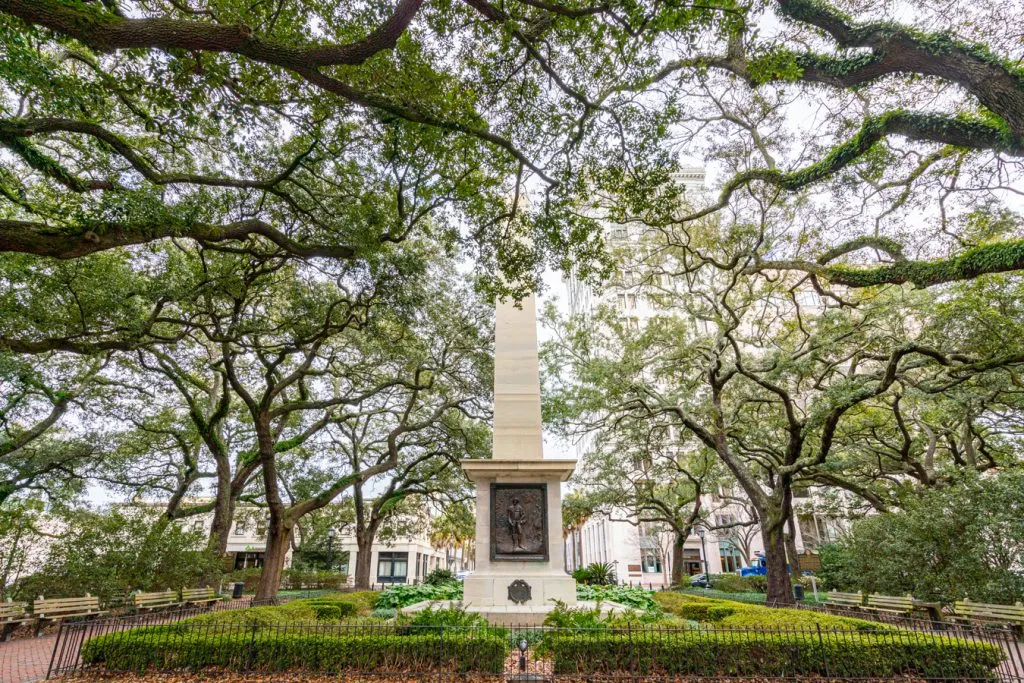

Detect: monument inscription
[490,483,548,561]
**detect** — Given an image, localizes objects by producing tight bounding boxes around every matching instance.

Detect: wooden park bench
[865,593,915,617]
[827,591,865,609]
[954,599,1024,630]
[181,587,220,608]
[32,595,107,636]
[133,590,181,613]
[1,601,32,641]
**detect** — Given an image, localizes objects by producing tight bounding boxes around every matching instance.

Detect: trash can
[232,582,245,599]
[793,584,805,601]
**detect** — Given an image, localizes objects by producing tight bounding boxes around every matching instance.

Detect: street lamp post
[696,527,712,590]
[326,527,336,571]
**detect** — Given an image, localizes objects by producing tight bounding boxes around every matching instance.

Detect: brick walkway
[0,597,256,683]
[0,632,56,683]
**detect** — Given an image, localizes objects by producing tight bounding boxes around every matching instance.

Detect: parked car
[455,570,473,581]
[689,573,709,588]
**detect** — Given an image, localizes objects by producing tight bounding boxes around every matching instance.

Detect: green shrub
[306,601,357,621]
[81,625,507,674]
[707,573,760,593]
[424,568,457,585]
[317,591,379,614]
[543,601,607,629]
[686,603,736,622]
[546,629,1003,678]
[401,604,489,629]
[653,592,886,631]
[223,568,263,593]
[746,574,768,593]
[572,562,616,585]
[187,602,318,626]
[370,607,397,619]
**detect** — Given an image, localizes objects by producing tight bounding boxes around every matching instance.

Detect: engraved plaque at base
[491,483,548,561]
[508,579,532,604]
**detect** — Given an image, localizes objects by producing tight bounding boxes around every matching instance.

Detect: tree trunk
[353,529,375,589]
[763,523,794,606]
[254,515,292,601]
[207,486,234,557]
[670,532,686,586]
[785,515,802,577]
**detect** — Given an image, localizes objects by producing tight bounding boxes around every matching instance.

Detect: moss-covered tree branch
[746,239,1024,288]
[0,218,357,260]
[682,110,1020,222]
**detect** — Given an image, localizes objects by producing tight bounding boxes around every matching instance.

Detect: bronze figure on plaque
[507,497,527,550]
[491,484,548,561]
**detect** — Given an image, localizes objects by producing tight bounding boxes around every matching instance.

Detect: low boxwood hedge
[80,625,507,674]
[653,592,885,631]
[306,600,358,620]
[546,629,1003,678]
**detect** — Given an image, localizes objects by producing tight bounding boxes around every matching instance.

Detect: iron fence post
[246,617,258,671]
[816,623,829,677]
[45,618,65,679]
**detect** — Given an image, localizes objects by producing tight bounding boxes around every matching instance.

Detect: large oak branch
[0,218,356,259]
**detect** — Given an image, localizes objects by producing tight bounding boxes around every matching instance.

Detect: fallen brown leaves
[58,671,932,683]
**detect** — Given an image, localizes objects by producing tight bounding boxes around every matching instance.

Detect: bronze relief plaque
[490,483,548,561]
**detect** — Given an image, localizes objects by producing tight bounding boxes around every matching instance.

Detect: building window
[641,551,662,573]
[256,523,267,539]
[377,552,409,584]
[234,522,246,536]
[719,540,744,573]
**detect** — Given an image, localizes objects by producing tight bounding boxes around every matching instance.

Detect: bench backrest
[0,601,27,620]
[955,600,1024,623]
[181,588,215,600]
[133,590,178,606]
[828,591,864,606]
[867,593,914,610]
[33,595,101,617]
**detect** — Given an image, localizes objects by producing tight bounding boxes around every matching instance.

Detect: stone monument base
[463,571,577,608]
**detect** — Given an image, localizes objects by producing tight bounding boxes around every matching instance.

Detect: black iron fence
[47,614,1024,681]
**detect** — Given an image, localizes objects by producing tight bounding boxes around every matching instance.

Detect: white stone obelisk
[461,292,577,624]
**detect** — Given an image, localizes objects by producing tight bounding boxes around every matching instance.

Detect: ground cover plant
[373,583,465,610]
[574,585,658,610]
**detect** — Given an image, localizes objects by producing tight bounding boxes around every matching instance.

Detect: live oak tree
[543,378,728,585]
[162,243,490,598]
[9,0,1023,293]
[543,210,1024,604]
[0,350,106,505]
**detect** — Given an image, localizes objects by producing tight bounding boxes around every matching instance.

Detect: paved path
[0,597,256,683]
[0,632,55,683]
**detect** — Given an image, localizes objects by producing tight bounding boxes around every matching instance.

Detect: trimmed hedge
[307,600,358,620]
[546,629,1003,678]
[653,592,884,631]
[80,626,507,674]
[187,603,318,626]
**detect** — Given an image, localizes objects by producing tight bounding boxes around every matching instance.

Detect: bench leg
[34,619,47,638]
[1,623,17,642]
